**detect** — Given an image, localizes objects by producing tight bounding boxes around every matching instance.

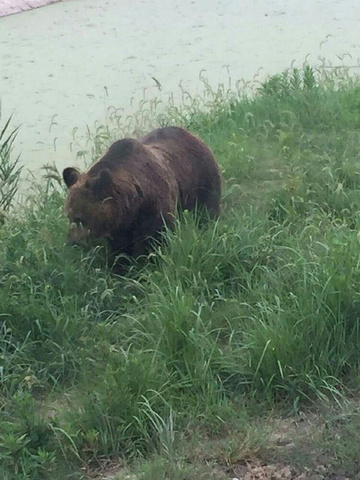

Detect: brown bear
[62,126,221,261]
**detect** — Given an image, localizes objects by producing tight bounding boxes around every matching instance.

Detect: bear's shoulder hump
[107,138,143,158]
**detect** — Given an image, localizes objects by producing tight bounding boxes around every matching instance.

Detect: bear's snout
[66,222,90,246]
[65,235,79,247]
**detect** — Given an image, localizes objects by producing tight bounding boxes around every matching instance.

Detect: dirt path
[0,0,360,179]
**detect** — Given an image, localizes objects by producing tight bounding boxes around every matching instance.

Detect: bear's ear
[63,167,80,188]
[88,169,113,200]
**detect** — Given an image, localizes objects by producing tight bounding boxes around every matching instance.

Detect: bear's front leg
[132,198,173,257]
[132,217,163,258]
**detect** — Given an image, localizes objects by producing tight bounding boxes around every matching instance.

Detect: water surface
[0,0,359,177]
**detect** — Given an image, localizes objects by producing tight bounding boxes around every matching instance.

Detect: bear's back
[89,138,146,176]
[141,126,221,216]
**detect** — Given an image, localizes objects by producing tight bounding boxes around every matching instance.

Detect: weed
[0,112,22,213]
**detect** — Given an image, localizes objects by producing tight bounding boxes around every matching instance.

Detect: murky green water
[0,0,359,180]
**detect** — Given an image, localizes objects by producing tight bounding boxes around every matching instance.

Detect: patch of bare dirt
[231,461,351,479]
[92,405,360,479]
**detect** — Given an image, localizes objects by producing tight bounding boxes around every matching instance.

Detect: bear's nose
[66,236,79,246]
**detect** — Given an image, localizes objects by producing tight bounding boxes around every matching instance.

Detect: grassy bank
[1,64,360,479]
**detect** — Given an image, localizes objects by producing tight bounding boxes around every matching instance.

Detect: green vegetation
[1,64,360,479]
[0,111,22,214]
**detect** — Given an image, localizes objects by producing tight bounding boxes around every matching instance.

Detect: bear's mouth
[66,222,91,245]
[66,236,81,247]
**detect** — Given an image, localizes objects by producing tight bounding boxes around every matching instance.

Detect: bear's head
[62,167,118,245]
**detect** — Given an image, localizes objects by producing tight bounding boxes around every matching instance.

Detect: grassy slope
[1,65,360,479]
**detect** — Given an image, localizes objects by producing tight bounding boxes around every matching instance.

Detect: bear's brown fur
[62,126,221,260]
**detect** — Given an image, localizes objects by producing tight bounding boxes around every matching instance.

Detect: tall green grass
[0,112,22,214]
[1,64,360,478]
